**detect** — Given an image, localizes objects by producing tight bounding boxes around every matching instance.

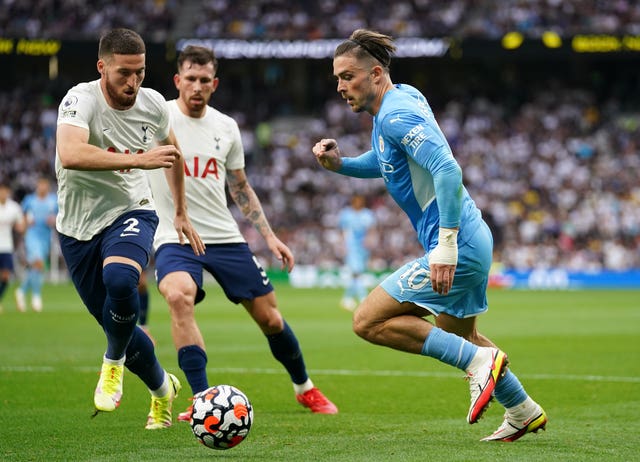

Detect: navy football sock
[102,263,140,360]
[138,290,149,325]
[178,345,209,395]
[266,320,308,385]
[125,326,165,390]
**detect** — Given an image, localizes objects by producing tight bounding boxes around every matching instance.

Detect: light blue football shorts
[25,231,51,263]
[380,222,493,319]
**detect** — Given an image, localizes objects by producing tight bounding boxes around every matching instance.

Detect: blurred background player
[338,193,376,311]
[55,28,204,429]
[313,29,546,442]
[147,45,338,419]
[0,183,25,313]
[15,177,58,312]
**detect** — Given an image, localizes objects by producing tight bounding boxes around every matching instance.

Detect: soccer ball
[190,384,253,450]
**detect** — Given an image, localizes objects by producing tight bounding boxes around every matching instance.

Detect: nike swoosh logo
[390,116,401,124]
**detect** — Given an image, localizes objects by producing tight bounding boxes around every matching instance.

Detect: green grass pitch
[1,283,639,461]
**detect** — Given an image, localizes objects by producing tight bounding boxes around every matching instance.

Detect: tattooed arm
[226,168,294,272]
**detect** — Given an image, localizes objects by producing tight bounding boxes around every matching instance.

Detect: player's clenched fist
[313,138,342,171]
[136,145,181,169]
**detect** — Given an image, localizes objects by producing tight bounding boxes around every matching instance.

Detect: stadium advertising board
[0,37,61,56]
[175,34,640,60]
[282,266,640,290]
[176,37,452,59]
[3,35,640,60]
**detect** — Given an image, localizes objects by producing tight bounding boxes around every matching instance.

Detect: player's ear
[371,64,384,81]
[173,73,180,89]
[97,59,105,76]
[212,77,220,93]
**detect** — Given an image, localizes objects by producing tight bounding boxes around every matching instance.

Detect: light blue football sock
[421,326,478,370]
[354,276,367,301]
[494,369,528,408]
[31,270,43,296]
[21,270,33,293]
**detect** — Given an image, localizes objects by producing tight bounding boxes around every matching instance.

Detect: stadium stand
[2,1,640,40]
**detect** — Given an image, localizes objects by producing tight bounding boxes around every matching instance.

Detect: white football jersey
[55,79,170,240]
[0,198,23,253]
[148,100,245,249]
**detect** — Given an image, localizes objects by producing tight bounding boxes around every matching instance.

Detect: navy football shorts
[154,242,273,305]
[59,209,158,319]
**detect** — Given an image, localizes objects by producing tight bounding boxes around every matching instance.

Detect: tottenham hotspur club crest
[141,125,150,143]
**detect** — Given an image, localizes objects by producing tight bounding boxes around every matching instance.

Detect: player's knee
[103,263,139,299]
[259,313,283,334]
[352,309,375,340]
[164,288,195,315]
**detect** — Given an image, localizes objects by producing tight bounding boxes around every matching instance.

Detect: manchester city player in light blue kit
[313,29,546,442]
[338,194,375,310]
[15,178,57,312]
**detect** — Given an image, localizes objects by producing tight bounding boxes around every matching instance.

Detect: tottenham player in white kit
[55,28,204,429]
[0,183,25,312]
[147,45,338,418]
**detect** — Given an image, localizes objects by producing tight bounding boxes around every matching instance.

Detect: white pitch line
[1,365,639,383]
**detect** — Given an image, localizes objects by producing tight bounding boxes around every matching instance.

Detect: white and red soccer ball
[190,384,253,450]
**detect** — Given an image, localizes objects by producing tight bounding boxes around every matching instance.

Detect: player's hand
[136,145,181,170]
[429,262,456,295]
[428,228,459,295]
[174,214,206,256]
[312,138,342,171]
[266,235,295,273]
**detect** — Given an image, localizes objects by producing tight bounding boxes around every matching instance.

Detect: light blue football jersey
[338,206,375,273]
[22,192,58,241]
[342,84,483,253]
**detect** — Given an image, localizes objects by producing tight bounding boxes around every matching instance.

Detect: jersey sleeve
[15,202,25,224]
[57,84,95,131]
[338,150,381,178]
[225,118,245,170]
[142,89,170,142]
[364,209,376,228]
[20,195,31,213]
[382,110,463,229]
[153,93,171,142]
[49,195,59,215]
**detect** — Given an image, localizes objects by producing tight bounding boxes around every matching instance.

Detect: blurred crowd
[190,0,640,41]
[0,0,176,41]
[2,73,639,272]
[1,1,639,272]
[0,90,56,201]
[2,0,640,41]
